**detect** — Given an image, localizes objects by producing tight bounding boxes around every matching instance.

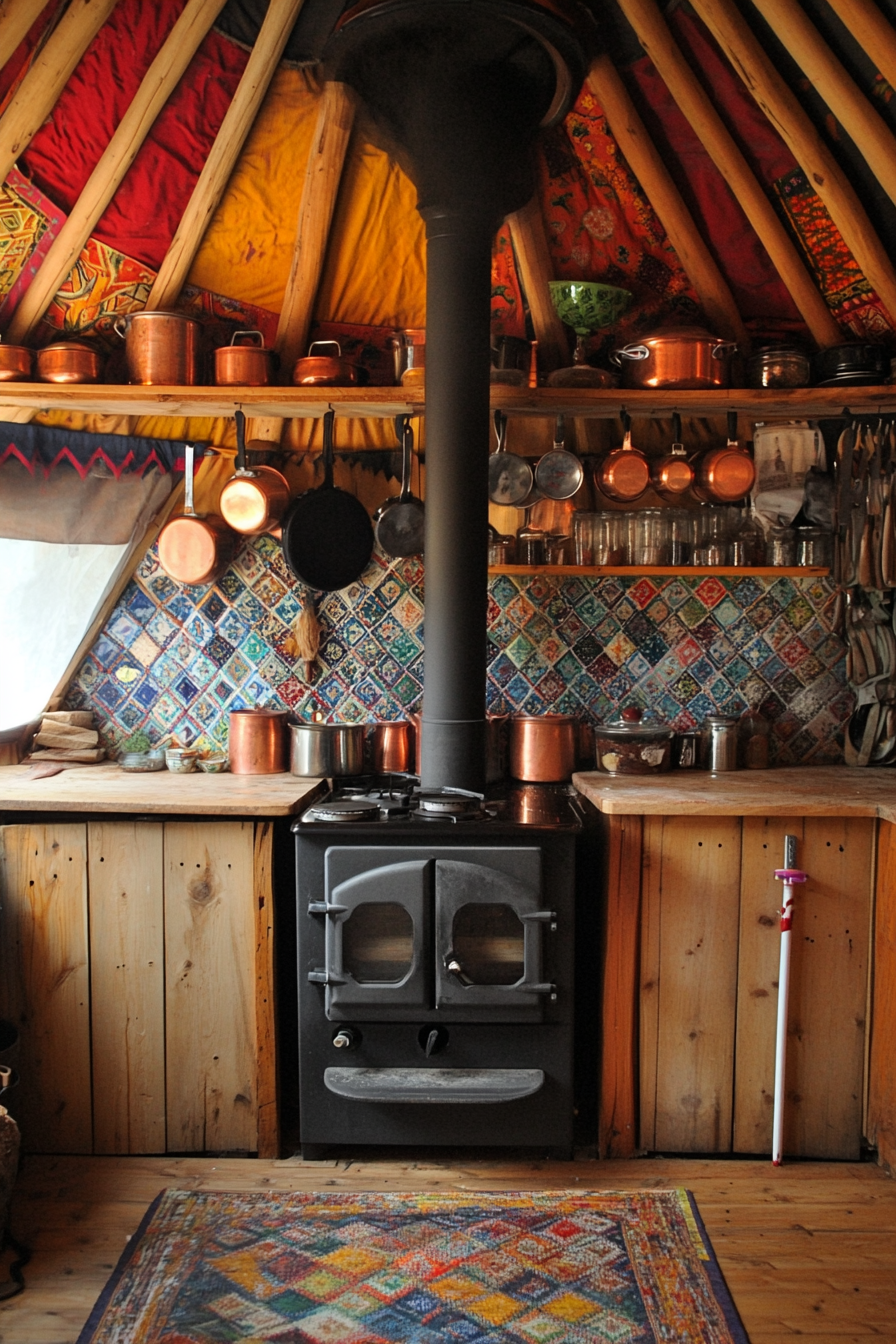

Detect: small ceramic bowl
[165,748,198,774]
[120,749,166,772]
[197,754,229,773]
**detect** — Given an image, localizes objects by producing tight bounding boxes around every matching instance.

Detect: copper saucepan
[595,413,650,502]
[292,340,366,386]
[0,340,33,381]
[36,340,103,384]
[650,411,694,500]
[692,410,757,503]
[157,442,236,585]
[219,409,291,535]
[214,330,278,386]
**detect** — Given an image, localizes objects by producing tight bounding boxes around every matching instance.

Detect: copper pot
[157,443,235,585]
[214,330,277,386]
[114,310,202,385]
[371,720,415,773]
[509,714,577,782]
[650,411,694,500]
[692,411,757,503]
[36,340,103,384]
[0,342,33,381]
[229,707,288,774]
[612,326,736,390]
[292,340,366,386]
[595,415,650,502]
[219,409,291,535]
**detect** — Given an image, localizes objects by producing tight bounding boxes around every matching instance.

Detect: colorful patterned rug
[76,1188,748,1343]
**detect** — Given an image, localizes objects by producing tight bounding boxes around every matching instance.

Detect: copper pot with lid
[219,410,291,536]
[692,410,756,503]
[36,340,103,384]
[0,340,33,381]
[214,330,277,386]
[157,442,235,585]
[595,413,650,502]
[509,713,577,782]
[611,325,736,390]
[229,707,288,774]
[292,340,366,386]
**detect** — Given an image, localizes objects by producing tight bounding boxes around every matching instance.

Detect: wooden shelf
[1,382,894,421]
[489,565,829,577]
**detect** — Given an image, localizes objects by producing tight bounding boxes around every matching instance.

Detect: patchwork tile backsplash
[67,532,850,765]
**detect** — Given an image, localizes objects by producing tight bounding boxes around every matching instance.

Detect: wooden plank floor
[1,1153,894,1342]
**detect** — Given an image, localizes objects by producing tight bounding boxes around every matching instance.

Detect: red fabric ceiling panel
[19,0,247,271]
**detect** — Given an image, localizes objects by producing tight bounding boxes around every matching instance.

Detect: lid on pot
[39,340,99,353]
[230,707,288,719]
[512,713,576,724]
[597,706,674,739]
[634,325,723,346]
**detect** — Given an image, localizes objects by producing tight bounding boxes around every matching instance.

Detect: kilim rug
[77,1188,749,1343]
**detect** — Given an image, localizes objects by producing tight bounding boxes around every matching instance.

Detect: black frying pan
[281,409,374,591]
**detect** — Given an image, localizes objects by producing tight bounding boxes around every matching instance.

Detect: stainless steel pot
[290,721,365,776]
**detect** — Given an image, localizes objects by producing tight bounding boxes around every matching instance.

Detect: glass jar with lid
[746,344,811,389]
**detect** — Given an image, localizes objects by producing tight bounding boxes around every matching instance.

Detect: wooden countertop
[0,762,326,816]
[573,765,896,821]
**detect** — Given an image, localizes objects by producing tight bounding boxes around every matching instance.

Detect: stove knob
[332,1028,360,1050]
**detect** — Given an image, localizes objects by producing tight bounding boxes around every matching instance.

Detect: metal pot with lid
[611,325,736,390]
[594,706,674,774]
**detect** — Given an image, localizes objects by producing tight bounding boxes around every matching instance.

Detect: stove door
[322,848,430,1017]
[435,847,554,1012]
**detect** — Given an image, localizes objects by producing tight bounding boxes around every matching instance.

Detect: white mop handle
[772,861,807,1166]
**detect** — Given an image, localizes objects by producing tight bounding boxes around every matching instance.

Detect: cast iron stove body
[293,777,592,1159]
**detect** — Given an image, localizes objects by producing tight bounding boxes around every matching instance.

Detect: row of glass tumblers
[573,507,830,567]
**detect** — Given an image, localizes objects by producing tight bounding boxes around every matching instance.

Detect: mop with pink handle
[772,834,808,1166]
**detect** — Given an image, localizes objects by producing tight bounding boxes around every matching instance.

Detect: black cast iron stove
[293,778,595,1159]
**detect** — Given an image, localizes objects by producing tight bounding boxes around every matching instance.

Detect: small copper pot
[219,409,291,535]
[595,417,650,502]
[157,443,235,585]
[0,343,33,381]
[36,340,103,384]
[292,340,366,386]
[509,714,578,782]
[229,708,288,774]
[214,330,277,386]
[371,720,415,773]
[692,411,757,503]
[651,411,694,500]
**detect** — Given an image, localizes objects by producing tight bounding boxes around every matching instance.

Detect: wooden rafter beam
[0,0,49,73]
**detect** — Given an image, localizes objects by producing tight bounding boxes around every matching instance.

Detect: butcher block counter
[0,764,326,1163]
[575,763,896,1176]
[0,761,325,816]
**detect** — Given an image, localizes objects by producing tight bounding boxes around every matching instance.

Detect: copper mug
[228,708,288,774]
[508,714,578,782]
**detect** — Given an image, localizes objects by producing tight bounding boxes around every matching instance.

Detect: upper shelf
[1,382,895,420]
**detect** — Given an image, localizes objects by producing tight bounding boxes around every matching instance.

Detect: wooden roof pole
[506,195,569,372]
[0,0,120,189]
[825,0,896,96]
[5,0,229,345]
[586,51,747,347]
[0,0,49,73]
[691,0,896,326]
[248,79,357,445]
[616,0,841,347]
[748,0,896,213]
[147,0,306,310]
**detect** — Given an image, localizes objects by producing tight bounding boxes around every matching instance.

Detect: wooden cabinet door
[735,817,872,1160]
[88,821,165,1154]
[164,821,257,1153]
[0,824,91,1153]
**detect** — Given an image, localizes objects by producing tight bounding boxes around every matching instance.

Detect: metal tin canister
[700,715,738,772]
[229,708,288,774]
[674,730,701,769]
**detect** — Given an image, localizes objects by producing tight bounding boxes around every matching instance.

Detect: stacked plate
[811,341,890,386]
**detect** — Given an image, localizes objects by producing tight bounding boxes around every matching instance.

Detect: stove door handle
[445,955,474,987]
[308,902,347,916]
[308,967,347,985]
[521,910,557,927]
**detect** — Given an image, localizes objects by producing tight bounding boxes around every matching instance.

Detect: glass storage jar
[768,525,797,566]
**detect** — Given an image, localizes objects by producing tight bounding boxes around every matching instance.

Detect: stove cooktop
[296,775,588,830]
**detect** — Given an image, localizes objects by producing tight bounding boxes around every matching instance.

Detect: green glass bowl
[549,281,632,334]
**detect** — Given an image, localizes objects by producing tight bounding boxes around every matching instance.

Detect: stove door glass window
[435,848,553,1011]
[451,903,525,985]
[342,902,414,982]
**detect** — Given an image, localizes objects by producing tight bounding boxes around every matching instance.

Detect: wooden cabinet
[0,818,278,1157]
[600,813,874,1160]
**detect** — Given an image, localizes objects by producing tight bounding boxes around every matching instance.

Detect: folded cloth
[752,421,824,529]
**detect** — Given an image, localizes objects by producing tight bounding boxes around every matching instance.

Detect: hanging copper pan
[219,409,291,535]
[595,413,650,502]
[650,411,694,500]
[692,410,757,503]
[157,443,235,585]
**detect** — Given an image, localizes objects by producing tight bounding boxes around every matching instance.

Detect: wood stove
[293,777,598,1158]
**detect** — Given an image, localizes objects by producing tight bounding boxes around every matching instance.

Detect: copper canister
[371,720,414,773]
[509,714,578,782]
[228,708,288,774]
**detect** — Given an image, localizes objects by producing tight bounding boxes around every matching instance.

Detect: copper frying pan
[158,442,236,585]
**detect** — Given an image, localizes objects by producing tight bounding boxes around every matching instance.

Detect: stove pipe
[326,1,591,791]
